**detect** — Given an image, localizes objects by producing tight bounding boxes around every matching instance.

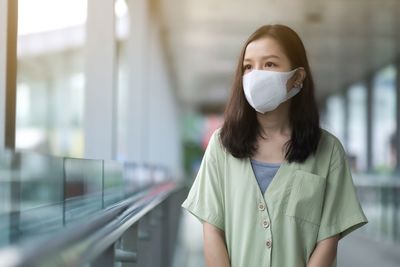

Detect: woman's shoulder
[206,127,226,156]
[318,127,347,161]
[320,128,345,149]
[295,128,347,177]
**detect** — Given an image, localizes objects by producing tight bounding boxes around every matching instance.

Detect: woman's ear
[288,67,307,91]
[296,67,306,83]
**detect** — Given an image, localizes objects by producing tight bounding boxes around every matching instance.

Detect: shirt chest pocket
[285,169,327,225]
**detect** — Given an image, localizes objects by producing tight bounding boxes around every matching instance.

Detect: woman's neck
[256,102,291,139]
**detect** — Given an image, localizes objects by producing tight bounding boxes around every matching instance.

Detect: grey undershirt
[250,159,281,194]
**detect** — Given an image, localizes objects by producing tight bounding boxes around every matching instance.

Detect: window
[16,0,88,157]
[372,64,396,173]
[325,94,346,144]
[347,83,367,172]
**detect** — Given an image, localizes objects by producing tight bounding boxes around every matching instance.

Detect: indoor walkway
[338,232,400,267]
[174,209,400,267]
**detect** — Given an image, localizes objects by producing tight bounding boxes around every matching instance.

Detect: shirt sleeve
[316,138,368,243]
[181,130,225,231]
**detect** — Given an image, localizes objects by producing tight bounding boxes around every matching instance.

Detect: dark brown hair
[220,24,321,163]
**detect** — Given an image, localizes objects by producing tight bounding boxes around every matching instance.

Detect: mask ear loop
[285,86,301,100]
[284,81,302,102]
[284,67,303,101]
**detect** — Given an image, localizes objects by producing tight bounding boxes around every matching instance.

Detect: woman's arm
[203,222,231,267]
[306,234,340,267]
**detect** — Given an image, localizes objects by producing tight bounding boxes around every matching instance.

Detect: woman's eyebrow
[243,55,280,62]
[261,55,280,60]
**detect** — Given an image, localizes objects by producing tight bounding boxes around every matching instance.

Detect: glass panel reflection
[64,158,102,223]
[0,150,19,246]
[0,149,171,249]
[103,161,124,206]
[18,152,64,242]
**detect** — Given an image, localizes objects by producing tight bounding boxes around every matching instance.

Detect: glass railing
[353,172,400,245]
[0,148,178,257]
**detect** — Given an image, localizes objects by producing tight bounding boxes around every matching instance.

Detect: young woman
[181,24,368,267]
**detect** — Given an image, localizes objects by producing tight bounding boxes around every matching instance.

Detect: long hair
[220,24,321,163]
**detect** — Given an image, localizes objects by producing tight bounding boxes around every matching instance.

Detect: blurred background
[0,0,400,266]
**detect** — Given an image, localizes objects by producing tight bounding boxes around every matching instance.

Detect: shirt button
[266,239,272,249]
[262,219,270,228]
[258,203,265,211]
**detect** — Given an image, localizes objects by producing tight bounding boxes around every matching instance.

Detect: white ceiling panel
[159,0,400,109]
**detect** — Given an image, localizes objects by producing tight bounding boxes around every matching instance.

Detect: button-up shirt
[181,127,368,267]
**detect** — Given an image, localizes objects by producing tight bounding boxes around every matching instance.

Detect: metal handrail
[0,180,182,267]
[353,173,400,245]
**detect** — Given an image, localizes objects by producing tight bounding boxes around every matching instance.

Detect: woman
[181,24,368,267]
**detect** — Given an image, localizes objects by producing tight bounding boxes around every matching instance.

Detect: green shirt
[181,127,368,267]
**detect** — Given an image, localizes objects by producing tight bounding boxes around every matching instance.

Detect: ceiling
[159,0,400,111]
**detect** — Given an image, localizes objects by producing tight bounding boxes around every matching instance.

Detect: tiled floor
[173,209,205,267]
[338,232,400,267]
[173,210,400,267]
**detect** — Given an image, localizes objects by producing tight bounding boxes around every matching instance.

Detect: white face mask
[242,68,302,114]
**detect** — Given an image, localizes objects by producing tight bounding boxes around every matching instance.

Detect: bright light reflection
[18,0,128,36]
[115,0,128,18]
[18,0,88,35]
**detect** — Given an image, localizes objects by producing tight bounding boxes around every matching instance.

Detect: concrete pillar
[123,0,182,177]
[0,0,17,149]
[366,75,373,173]
[343,89,349,150]
[395,60,400,173]
[146,14,182,177]
[84,0,117,160]
[125,0,150,164]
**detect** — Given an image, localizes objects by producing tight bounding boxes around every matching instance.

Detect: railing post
[395,186,400,243]
[150,206,163,267]
[161,200,170,267]
[92,244,115,267]
[163,188,187,267]
[136,213,152,266]
[117,223,139,267]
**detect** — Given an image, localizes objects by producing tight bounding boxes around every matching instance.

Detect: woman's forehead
[244,37,285,59]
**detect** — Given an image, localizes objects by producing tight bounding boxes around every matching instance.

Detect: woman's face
[243,37,291,74]
[242,37,305,91]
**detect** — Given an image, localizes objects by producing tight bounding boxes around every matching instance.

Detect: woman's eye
[265,62,276,67]
[243,64,251,70]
